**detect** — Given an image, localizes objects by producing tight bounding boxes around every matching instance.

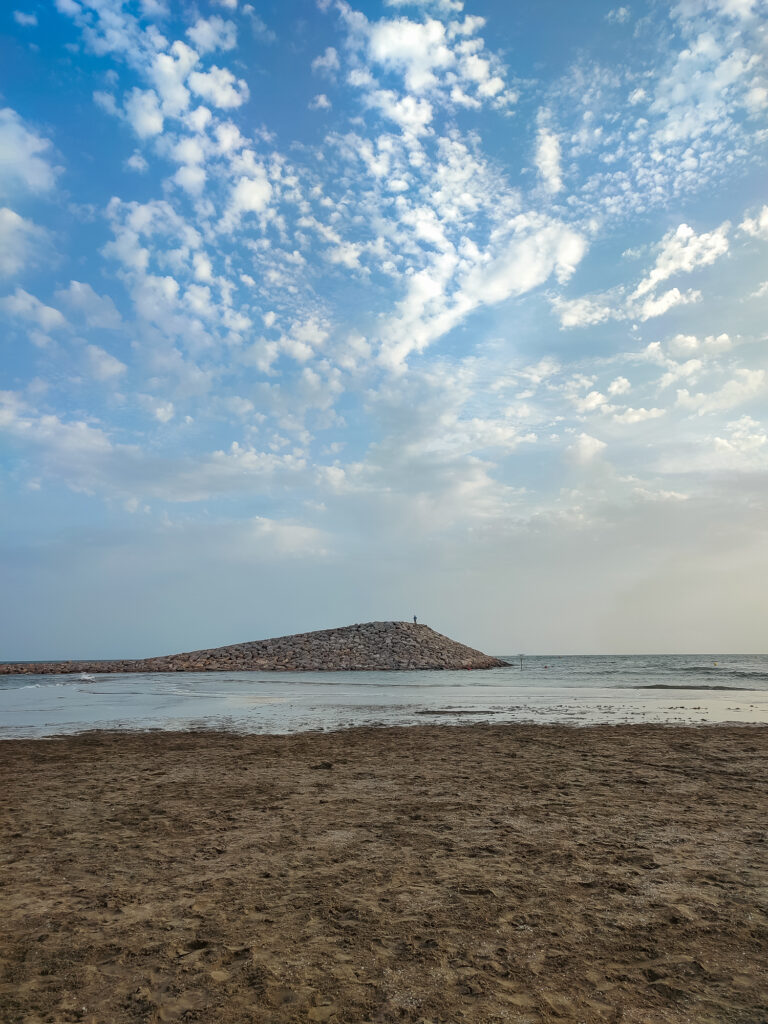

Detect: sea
[1,653,767,738]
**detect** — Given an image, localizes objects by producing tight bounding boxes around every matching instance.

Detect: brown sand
[1,724,767,1024]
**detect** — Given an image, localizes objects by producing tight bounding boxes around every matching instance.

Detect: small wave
[8,681,72,691]
[678,666,768,680]
[632,684,754,691]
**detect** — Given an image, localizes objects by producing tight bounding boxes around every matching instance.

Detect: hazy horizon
[1,0,767,661]
[3,617,767,663]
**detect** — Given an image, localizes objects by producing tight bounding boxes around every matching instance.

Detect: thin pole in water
[518,654,524,670]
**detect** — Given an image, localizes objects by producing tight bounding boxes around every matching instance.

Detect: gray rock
[0,621,507,675]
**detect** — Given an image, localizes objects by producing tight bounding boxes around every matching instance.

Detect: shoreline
[2,722,767,1023]
[1,716,767,742]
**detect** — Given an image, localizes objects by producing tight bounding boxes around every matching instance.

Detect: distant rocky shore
[0,621,507,674]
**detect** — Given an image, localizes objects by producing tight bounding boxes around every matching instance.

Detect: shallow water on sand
[1,654,767,737]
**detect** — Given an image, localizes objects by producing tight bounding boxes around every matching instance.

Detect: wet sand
[1,724,767,1023]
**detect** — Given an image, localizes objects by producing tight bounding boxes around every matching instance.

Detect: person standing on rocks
[413,616,417,624]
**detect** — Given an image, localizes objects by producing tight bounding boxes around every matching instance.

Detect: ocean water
[1,654,767,738]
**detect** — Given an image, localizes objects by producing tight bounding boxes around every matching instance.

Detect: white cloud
[667,331,732,356]
[193,252,213,282]
[608,376,631,395]
[553,296,613,328]
[214,121,245,154]
[668,332,699,356]
[606,6,630,21]
[148,41,198,117]
[676,368,765,414]
[631,221,730,299]
[379,218,586,368]
[183,283,217,321]
[651,33,759,143]
[226,396,255,418]
[222,167,273,231]
[368,17,454,93]
[711,416,768,469]
[366,89,434,136]
[612,406,665,423]
[569,433,607,463]
[85,344,127,381]
[704,332,733,353]
[0,108,58,196]
[280,318,329,363]
[458,53,505,100]
[0,392,320,504]
[535,113,563,193]
[187,16,237,55]
[636,286,701,320]
[93,90,120,117]
[461,220,586,303]
[55,281,122,329]
[132,273,180,326]
[312,46,340,76]
[142,0,169,15]
[744,84,767,111]
[153,401,175,423]
[557,219,730,328]
[309,94,332,111]
[104,196,203,267]
[153,443,309,501]
[13,11,38,26]
[188,66,249,109]
[0,208,47,276]
[241,338,279,374]
[739,204,768,240]
[0,393,116,482]
[660,415,768,474]
[124,88,164,138]
[574,390,611,413]
[184,106,212,134]
[344,8,514,116]
[173,136,207,166]
[0,287,66,331]
[384,0,463,10]
[673,0,758,21]
[173,164,207,194]
[125,151,148,172]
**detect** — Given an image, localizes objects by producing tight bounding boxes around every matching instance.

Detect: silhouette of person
[413,615,417,624]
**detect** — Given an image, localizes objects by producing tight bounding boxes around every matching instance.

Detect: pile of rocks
[0,621,507,675]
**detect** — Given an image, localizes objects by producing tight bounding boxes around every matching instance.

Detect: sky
[1,0,767,660]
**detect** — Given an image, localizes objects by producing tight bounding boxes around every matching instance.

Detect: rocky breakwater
[0,621,508,675]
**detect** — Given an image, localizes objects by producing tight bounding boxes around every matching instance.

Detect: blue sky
[1,0,767,658]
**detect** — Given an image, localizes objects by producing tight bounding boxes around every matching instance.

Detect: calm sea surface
[1,654,767,738]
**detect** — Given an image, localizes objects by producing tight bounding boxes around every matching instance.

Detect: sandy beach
[1,723,767,1024]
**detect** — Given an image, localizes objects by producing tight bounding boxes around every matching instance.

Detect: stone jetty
[0,621,507,674]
